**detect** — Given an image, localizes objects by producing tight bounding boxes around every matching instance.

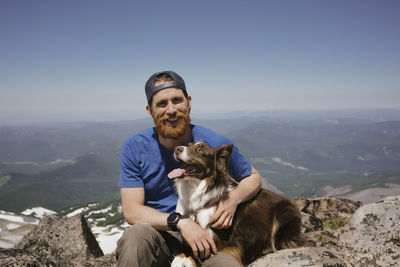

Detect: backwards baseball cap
[145,70,187,104]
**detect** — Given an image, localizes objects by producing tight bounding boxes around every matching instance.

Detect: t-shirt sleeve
[119,141,144,188]
[228,145,253,182]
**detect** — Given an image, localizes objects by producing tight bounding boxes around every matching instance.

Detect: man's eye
[157,102,167,108]
[173,98,183,104]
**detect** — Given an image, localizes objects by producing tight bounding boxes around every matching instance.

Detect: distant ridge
[0,109,399,211]
[0,154,119,212]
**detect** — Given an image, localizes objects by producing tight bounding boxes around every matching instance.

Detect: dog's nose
[175,146,183,154]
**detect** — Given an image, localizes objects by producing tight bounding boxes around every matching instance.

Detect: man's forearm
[230,167,262,205]
[124,203,170,230]
[121,187,172,231]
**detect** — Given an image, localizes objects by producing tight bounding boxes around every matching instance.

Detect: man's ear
[216,144,234,171]
[188,95,192,112]
[146,105,153,117]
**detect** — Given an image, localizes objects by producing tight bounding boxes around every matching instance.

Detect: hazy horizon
[1,107,400,127]
[1,0,399,125]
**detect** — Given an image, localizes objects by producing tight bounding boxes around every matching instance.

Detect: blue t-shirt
[119,124,252,213]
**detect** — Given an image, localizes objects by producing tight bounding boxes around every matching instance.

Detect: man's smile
[166,117,180,127]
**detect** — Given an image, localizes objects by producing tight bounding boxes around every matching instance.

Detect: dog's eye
[196,144,204,153]
[196,145,204,153]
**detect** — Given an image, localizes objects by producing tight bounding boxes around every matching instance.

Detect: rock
[12,214,104,266]
[3,195,399,267]
[293,197,362,221]
[78,252,117,267]
[300,211,323,233]
[293,197,361,234]
[0,248,50,266]
[336,195,400,266]
[247,247,346,267]
[249,196,400,267]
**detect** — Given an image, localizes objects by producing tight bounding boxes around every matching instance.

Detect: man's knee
[202,252,242,267]
[116,224,171,266]
[116,223,164,258]
[119,223,160,246]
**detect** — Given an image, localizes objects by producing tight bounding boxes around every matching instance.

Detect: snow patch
[6,223,21,231]
[66,207,88,217]
[0,213,25,223]
[0,210,39,249]
[88,206,112,216]
[91,225,126,254]
[271,157,308,171]
[21,207,56,218]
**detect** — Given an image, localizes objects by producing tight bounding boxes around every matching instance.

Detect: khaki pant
[116,223,241,267]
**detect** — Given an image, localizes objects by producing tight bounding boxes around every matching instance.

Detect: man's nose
[166,101,177,115]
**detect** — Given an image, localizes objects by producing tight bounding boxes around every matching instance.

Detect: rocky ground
[1,195,400,266]
[250,196,400,267]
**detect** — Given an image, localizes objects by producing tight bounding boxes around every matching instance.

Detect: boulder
[299,211,323,233]
[247,247,346,267]
[77,252,117,267]
[293,197,362,221]
[336,195,400,266]
[10,214,104,266]
[0,248,50,266]
[250,196,399,267]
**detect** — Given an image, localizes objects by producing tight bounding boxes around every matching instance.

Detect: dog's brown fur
[173,141,305,265]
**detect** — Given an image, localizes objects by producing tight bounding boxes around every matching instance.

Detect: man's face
[147,87,191,139]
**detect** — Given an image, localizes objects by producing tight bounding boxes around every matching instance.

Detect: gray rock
[336,195,400,267]
[248,196,400,267]
[14,214,103,266]
[77,252,117,267]
[0,248,51,266]
[300,211,323,233]
[247,247,347,267]
[4,195,400,267]
[293,197,362,221]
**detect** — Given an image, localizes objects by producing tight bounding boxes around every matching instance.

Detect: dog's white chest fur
[174,178,216,232]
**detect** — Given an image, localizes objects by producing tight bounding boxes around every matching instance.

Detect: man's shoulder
[124,127,156,149]
[192,124,232,146]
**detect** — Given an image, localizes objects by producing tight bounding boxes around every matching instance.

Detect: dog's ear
[190,140,204,147]
[215,144,233,171]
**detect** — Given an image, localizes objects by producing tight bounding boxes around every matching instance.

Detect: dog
[168,141,305,266]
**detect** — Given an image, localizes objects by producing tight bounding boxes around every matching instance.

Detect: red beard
[154,112,191,139]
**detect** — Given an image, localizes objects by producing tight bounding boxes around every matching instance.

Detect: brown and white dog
[168,141,305,266]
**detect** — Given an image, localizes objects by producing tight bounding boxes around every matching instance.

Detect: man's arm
[209,167,261,229]
[120,187,217,260]
[120,187,170,230]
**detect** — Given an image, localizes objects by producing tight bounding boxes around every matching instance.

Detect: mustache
[157,112,187,122]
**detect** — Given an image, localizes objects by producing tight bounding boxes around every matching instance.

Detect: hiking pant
[116,223,241,267]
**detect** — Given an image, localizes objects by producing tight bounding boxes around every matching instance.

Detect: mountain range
[0,109,400,212]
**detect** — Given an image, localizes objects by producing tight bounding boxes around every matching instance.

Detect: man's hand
[209,192,239,229]
[210,168,261,229]
[177,218,217,260]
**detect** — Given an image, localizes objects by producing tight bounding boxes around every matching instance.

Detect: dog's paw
[171,254,197,267]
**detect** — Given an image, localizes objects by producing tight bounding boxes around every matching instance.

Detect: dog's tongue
[168,168,186,179]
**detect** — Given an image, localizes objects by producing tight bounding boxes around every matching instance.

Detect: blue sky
[1,0,399,125]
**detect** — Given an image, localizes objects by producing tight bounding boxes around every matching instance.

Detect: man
[117,70,261,266]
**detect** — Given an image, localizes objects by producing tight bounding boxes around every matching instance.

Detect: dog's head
[173,141,233,180]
